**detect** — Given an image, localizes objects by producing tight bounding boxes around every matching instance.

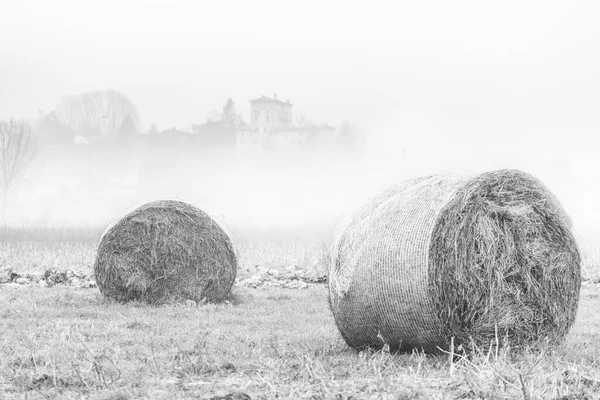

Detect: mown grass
[0,225,103,243]
[0,284,600,399]
[0,243,96,275]
[1,237,600,399]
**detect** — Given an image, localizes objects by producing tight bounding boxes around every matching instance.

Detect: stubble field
[1,229,600,399]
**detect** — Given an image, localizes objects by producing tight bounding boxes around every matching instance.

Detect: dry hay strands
[328,169,581,353]
[94,200,237,305]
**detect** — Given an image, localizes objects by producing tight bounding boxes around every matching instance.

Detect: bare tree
[0,119,38,223]
[54,89,140,137]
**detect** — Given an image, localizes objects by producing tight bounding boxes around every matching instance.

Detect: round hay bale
[94,199,237,304]
[329,169,581,352]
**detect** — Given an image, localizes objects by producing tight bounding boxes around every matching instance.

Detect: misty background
[1,0,599,251]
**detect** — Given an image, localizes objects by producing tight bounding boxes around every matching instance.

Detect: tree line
[0,89,362,223]
[37,89,140,143]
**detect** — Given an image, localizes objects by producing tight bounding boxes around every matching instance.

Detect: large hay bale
[94,200,237,304]
[329,170,581,352]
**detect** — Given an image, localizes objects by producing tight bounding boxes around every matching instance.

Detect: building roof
[192,120,226,133]
[249,95,292,106]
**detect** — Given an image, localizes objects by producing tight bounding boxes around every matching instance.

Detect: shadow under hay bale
[94,200,237,305]
[329,170,581,353]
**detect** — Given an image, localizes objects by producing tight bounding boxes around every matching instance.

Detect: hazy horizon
[1,0,600,248]
[2,1,599,131]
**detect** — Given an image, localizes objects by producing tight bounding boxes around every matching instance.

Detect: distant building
[314,124,338,147]
[100,115,110,136]
[250,95,293,128]
[72,114,135,144]
[191,120,237,148]
[147,127,191,144]
[236,94,337,153]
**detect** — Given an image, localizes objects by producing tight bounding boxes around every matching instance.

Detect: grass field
[1,236,600,399]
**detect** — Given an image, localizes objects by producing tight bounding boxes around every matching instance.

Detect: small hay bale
[94,200,237,304]
[329,170,581,352]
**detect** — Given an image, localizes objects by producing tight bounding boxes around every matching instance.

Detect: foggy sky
[2,0,600,244]
[2,0,599,138]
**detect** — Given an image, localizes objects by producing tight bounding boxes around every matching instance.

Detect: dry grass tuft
[329,169,581,353]
[94,200,237,305]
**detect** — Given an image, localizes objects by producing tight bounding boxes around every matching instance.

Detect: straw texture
[329,170,581,352]
[94,200,237,304]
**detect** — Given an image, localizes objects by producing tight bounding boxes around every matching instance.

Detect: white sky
[1,0,598,132]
